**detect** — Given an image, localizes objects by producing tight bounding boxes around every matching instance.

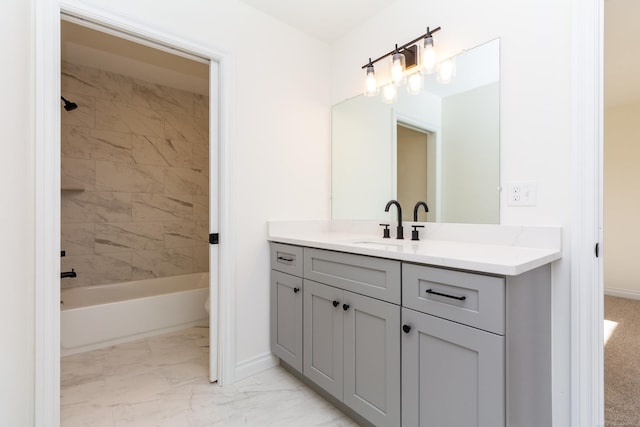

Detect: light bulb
[363,62,378,96]
[422,34,436,74]
[390,46,406,86]
[437,58,456,84]
[382,84,397,104]
[407,73,423,95]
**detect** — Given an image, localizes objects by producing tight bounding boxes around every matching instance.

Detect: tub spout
[61,269,77,279]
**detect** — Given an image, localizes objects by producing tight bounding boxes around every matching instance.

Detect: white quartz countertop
[268,221,562,276]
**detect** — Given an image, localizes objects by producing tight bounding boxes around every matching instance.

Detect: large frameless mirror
[332,38,500,223]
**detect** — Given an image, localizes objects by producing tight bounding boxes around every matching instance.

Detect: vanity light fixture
[364,58,379,96]
[361,26,444,101]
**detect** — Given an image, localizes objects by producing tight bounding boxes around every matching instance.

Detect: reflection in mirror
[332,39,500,224]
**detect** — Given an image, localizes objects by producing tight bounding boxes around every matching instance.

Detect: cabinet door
[303,280,344,400]
[270,271,303,372]
[343,291,400,427]
[402,308,505,427]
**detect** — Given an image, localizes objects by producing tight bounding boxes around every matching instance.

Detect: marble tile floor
[61,327,358,426]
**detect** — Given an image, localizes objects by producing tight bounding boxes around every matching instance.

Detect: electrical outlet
[507,181,537,206]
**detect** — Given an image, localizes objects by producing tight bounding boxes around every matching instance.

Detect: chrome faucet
[413,201,429,221]
[384,200,404,239]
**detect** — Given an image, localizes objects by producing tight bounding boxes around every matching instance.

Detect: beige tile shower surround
[60,61,210,288]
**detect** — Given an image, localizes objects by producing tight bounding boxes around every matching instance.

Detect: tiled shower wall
[60,61,209,288]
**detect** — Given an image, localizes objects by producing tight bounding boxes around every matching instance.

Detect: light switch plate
[507,181,537,206]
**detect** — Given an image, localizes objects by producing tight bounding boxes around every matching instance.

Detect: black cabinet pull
[277,256,294,262]
[293,287,300,293]
[402,324,412,333]
[425,288,466,301]
[343,304,350,311]
[333,300,340,307]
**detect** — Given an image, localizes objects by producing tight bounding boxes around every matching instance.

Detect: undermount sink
[349,240,406,249]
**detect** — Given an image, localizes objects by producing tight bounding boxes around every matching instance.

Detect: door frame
[571,0,604,425]
[392,112,442,222]
[34,1,236,425]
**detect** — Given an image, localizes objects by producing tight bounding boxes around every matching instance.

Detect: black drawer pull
[277,256,294,263]
[402,324,412,333]
[333,300,340,307]
[425,288,466,301]
[343,304,350,311]
[293,287,300,293]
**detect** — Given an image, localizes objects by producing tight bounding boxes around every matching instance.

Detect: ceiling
[237,0,397,43]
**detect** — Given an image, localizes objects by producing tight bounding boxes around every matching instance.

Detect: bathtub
[61,272,209,356]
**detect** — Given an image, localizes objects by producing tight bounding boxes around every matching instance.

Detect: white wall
[1,0,35,425]
[604,102,640,297]
[330,0,572,424]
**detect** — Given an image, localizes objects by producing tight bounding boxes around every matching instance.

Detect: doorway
[59,15,219,378]
[35,4,235,423]
[602,0,640,423]
[396,123,436,222]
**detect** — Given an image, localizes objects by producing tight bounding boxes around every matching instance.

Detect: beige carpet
[605,295,640,426]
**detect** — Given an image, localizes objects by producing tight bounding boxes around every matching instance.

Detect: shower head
[61,96,78,111]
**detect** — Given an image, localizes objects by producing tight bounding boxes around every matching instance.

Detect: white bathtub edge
[61,282,208,356]
[61,319,208,356]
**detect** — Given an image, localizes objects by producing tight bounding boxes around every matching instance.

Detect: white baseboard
[604,288,640,300]
[234,352,278,383]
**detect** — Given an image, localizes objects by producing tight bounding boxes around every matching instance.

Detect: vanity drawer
[304,248,401,304]
[402,264,505,335]
[270,243,303,277]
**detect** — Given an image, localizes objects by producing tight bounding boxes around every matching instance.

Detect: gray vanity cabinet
[303,278,401,427]
[270,242,551,426]
[270,243,304,373]
[401,307,504,427]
